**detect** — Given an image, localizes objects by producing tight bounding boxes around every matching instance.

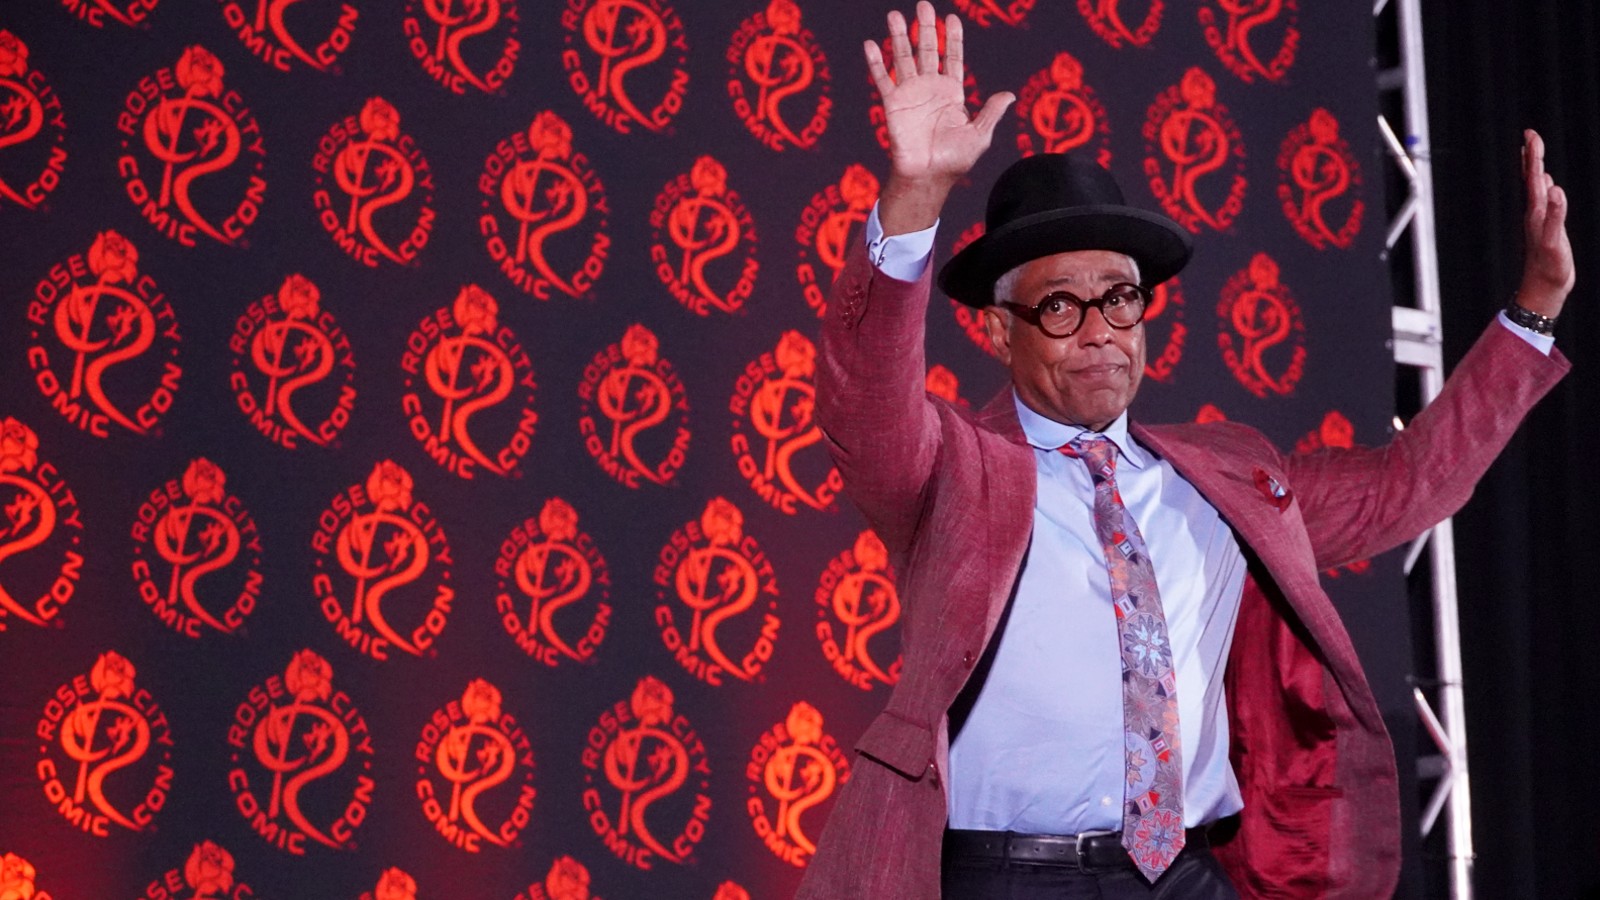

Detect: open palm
[866,3,1012,190]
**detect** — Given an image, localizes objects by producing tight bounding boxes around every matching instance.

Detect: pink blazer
[797,244,1568,899]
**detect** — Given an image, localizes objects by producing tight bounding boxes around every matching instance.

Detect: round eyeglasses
[996,283,1151,338]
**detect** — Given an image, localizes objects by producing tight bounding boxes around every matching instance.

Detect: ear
[982,307,1012,365]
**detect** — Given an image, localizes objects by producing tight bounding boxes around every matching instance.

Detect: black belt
[944,827,1210,872]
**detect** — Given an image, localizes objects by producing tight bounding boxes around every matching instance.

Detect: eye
[1104,285,1143,306]
[1040,296,1070,316]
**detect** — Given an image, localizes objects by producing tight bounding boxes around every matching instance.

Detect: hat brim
[937,205,1194,307]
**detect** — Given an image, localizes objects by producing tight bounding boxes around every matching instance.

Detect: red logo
[115,46,267,247]
[1278,109,1364,250]
[649,156,759,315]
[0,417,84,632]
[869,18,978,150]
[219,0,359,72]
[815,530,901,691]
[925,365,966,407]
[728,0,831,151]
[1217,252,1305,397]
[312,97,436,267]
[954,0,1036,27]
[560,0,689,134]
[61,0,160,28]
[415,679,537,852]
[1198,0,1298,84]
[310,461,456,660]
[1195,402,1227,423]
[0,31,68,211]
[130,458,264,638]
[403,0,522,94]
[25,231,183,438]
[947,222,997,357]
[0,852,51,900]
[229,274,358,450]
[1143,277,1186,383]
[1295,409,1352,455]
[36,651,175,836]
[479,111,610,300]
[400,285,539,480]
[577,324,691,487]
[1078,0,1163,48]
[1015,52,1111,166]
[795,164,878,319]
[516,855,601,900]
[226,649,375,853]
[729,331,843,514]
[746,702,851,866]
[1143,67,1247,233]
[139,840,257,900]
[359,867,417,900]
[494,498,612,666]
[653,498,781,686]
[581,676,711,869]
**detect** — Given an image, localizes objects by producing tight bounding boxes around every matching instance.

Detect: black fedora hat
[937,154,1193,307]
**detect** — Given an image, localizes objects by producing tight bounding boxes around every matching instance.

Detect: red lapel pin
[1253,467,1293,511]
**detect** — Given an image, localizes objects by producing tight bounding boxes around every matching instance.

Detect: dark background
[1424,1,1600,898]
[2,0,1580,897]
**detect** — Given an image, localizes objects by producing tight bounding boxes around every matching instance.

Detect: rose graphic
[538,498,579,543]
[285,649,333,703]
[181,458,226,505]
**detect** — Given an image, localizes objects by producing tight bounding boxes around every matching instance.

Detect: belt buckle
[1073,828,1118,872]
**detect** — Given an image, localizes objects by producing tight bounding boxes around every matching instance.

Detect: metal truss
[1375,0,1473,897]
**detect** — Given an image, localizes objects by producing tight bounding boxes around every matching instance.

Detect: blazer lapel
[1133,422,1382,732]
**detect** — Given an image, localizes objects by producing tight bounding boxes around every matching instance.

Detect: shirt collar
[1012,390,1147,470]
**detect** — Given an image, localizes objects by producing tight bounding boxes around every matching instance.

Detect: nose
[1074,304,1116,346]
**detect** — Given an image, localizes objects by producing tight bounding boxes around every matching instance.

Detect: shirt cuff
[865,202,938,282]
[1496,310,1555,355]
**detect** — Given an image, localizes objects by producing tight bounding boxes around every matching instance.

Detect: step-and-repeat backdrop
[0,2,1401,897]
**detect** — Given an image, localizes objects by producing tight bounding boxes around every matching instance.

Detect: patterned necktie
[1064,437,1186,881]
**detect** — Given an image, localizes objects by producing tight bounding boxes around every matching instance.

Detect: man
[797,4,1574,898]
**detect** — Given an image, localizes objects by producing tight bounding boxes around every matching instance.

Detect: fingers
[944,13,964,82]
[886,9,914,85]
[1524,129,1548,231]
[863,39,894,97]
[1541,184,1569,250]
[915,2,939,75]
[1524,130,1544,184]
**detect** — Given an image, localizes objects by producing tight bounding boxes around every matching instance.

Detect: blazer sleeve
[814,238,943,553]
[1285,321,1569,570]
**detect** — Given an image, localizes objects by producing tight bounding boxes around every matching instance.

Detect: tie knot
[1065,437,1118,473]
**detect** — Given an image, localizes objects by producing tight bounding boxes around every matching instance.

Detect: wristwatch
[1505,300,1558,335]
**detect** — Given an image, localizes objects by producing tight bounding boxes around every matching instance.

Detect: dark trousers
[941,834,1240,900]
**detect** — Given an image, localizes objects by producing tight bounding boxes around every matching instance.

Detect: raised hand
[865,2,1013,235]
[1518,129,1574,318]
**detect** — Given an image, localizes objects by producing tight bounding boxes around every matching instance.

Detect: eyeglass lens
[1039,284,1146,334]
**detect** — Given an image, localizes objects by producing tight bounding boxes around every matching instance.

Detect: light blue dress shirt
[945,404,1248,832]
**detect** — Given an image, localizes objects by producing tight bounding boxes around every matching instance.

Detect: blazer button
[962,650,976,667]
[926,761,940,788]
